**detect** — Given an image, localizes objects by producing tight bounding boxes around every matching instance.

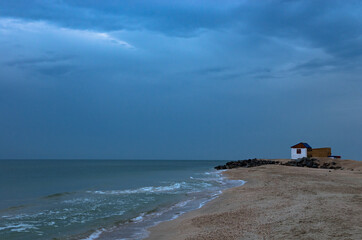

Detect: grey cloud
[0,0,232,35]
[6,55,72,67]
[5,54,75,76]
[290,56,362,77]
[236,1,362,60]
[192,66,231,75]
[36,65,74,76]
[1,1,362,160]
[1,1,361,61]
[292,59,339,71]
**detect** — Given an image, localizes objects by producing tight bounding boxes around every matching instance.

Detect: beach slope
[147,160,362,240]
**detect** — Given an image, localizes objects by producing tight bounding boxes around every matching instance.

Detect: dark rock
[282,158,321,169]
[216,157,342,171]
[214,159,280,170]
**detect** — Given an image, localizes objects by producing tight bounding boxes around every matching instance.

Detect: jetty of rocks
[214,159,279,170]
[215,158,341,170]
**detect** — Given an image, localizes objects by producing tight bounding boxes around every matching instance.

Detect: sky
[0,0,361,160]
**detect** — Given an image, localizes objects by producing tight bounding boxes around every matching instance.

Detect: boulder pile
[282,158,341,169]
[215,157,342,170]
[214,159,279,170]
[282,157,319,168]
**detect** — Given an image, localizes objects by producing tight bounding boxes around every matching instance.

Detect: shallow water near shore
[0,160,244,240]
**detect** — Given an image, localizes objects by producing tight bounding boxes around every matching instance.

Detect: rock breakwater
[215,158,342,170]
[215,159,279,170]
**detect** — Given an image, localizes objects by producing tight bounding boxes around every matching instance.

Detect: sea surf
[0,160,244,240]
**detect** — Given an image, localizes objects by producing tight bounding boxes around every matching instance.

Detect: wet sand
[146,159,362,240]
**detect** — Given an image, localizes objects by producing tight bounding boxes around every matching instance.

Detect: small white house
[291,142,312,159]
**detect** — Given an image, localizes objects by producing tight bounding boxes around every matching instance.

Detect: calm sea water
[0,160,244,240]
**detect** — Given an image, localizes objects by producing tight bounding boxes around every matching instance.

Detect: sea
[0,160,244,240]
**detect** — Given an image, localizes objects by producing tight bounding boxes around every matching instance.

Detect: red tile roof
[291,142,312,149]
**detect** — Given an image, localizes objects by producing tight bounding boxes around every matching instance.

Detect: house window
[297,149,301,154]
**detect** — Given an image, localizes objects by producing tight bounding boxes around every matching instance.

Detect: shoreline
[78,167,245,240]
[146,159,362,240]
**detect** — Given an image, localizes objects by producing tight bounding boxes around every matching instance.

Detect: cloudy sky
[0,0,361,160]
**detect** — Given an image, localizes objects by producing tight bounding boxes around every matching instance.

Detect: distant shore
[146,159,362,240]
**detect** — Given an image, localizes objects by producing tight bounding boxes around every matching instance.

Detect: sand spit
[146,159,362,240]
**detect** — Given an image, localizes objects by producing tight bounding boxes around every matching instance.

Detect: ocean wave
[85,170,228,197]
[81,229,105,240]
[62,198,95,204]
[2,210,64,220]
[88,182,188,195]
[131,213,146,223]
[0,223,38,232]
[0,170,241,240]
[43,192,74,199]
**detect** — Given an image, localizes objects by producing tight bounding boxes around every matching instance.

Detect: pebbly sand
[146,159,362,240]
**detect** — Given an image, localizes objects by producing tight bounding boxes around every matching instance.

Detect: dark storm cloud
[236,1,362,60]
[5,55,72,67]
[36,65,74,76]
[0,1,362,159]
[292,58,340,72]
[193,67,231,75]
[0,0,233,35]
[4,54,74,76]
[290,56,362,76]
[1,0,361,58]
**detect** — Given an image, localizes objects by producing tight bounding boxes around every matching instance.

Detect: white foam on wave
[174,199,192,208]
[78,170,246,240]
[63,198,95,204]
[89,182,187,195]
[3,209,70,222]
[131,213,145,223]
[0,223,38,232]
[81,228,105,240]
[88,170,229,197]
[127,198,193,228]
[197,179,246,209]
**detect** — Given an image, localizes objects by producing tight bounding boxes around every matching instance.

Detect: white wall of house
[291,148,307,159]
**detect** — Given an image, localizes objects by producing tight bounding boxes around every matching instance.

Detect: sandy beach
[147,159,362,240]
